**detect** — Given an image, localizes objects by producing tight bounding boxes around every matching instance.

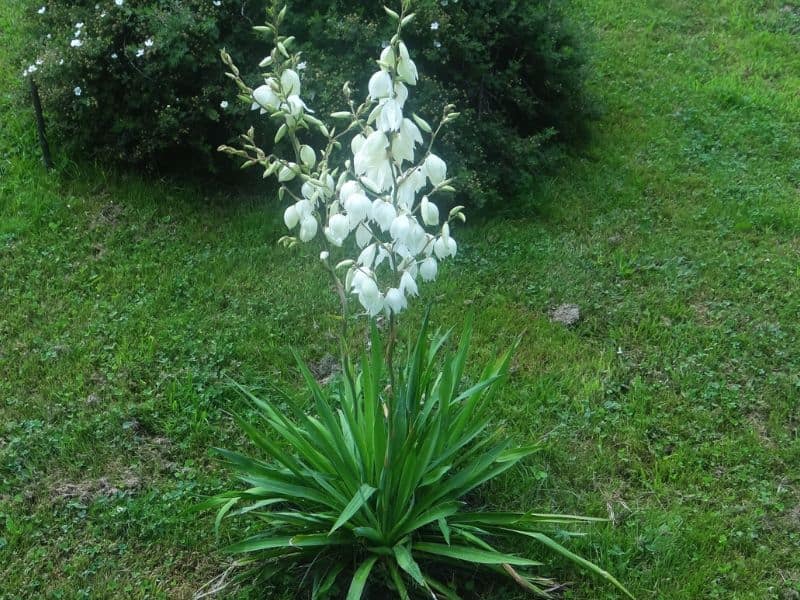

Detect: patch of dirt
[51,473,141,503]
[90,202,124,230]
[746,412,774,447]
[549,303,581,326]
[90,242,106,260]
[785,504,800,531]
[691,301,714,326]
[309,353,341,385]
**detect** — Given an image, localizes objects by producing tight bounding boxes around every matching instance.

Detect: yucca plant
[203,315,631,599]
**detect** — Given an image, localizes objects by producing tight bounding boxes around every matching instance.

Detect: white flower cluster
[224,3,463,318]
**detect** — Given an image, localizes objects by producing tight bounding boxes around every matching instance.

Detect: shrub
[20,0,271,173]
[21,0,594,208]
[204,319,631,598]
[284,0,597,211]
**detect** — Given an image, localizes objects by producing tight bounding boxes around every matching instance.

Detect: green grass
[2,0,800,598]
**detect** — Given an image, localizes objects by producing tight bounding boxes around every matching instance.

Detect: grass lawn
[2,0,800,598]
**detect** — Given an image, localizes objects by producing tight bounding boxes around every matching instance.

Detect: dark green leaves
[204,316,628,598]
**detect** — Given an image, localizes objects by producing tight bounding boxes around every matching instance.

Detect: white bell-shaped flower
[424,153,447,185]
[301,181,317,202]
[368,70,393,99]
[280,69,301,96]
[358,243,377,268]
[400,271,418,297]
[349,267,371,293]
[339,180,362,203]
[375,245,390,269]
[380,46,396,69]
[377,98,403,132]
[345,193,372,227]
[397,42,418,85]
[355,223,372,248]
[325,213,349,246]
[299,215,318,242]
[252,84,280,112]
[420,257,438,281]
[420,196,439,226]
[371,199,397,232]
[396,167,426,209]
[295,199,313,218]
[357,277,384,316]
[407,220,428,255]
[394,82,409,107]
[391,119,423,165]
[286,94,311,117]
[354,131,393,191]
[351,133,366,156]
[389,214,412,245]
[433,235,457,259]
[321,174,336,199]
[284,204,300,229]
[385,287,407,314]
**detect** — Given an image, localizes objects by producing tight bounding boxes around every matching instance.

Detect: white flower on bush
[220,2,464,318]
[38,6,46,15]
[115,0,124,6]
[136,48,144,57]
[145,38,154,47]
[74,86,82,96]
[220,100,229,109]
[70,39,83,48]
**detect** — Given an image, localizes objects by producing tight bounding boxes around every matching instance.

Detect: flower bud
[300,145,316,168]
[336,259,354,270]
[412,113,432,133]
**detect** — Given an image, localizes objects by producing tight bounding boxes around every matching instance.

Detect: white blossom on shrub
[220,3,464,319]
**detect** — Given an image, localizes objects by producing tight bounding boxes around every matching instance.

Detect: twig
[193,562,238,599]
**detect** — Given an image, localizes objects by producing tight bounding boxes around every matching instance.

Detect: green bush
[285,0,597,211]
[20,0,271,173]
[203,317,630,598]
[21,0,595,207]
